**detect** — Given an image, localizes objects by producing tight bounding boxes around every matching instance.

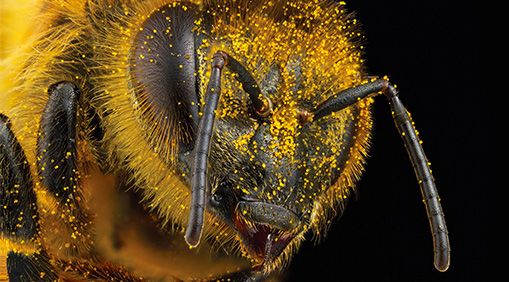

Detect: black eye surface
[130,5,200,154]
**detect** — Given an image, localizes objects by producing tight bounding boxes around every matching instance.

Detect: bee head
[127,2,368,273]
[93,0,448,275]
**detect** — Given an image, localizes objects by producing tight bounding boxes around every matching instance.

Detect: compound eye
[130,5,200,159]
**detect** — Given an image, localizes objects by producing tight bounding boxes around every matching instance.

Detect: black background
[287,0,485,281]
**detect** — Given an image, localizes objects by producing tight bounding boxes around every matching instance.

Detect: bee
[0,0,450,281]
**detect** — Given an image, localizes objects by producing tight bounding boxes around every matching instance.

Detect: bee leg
[36,81,87,223]
[1,114,59,281]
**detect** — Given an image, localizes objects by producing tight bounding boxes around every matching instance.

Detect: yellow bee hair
[1,0,373,273]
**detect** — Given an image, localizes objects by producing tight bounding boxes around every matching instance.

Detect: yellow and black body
[0,1,449,281]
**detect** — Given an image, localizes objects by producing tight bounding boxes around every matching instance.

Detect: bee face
[125,1,370,271]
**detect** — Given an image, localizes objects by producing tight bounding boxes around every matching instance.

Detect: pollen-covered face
[203,104,367,270]
[114,0,371,273]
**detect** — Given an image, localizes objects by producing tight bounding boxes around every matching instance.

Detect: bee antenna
[185,51,227,247]
[186,51,274,247]
[223,54,273,118]
[312,79,450,272]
